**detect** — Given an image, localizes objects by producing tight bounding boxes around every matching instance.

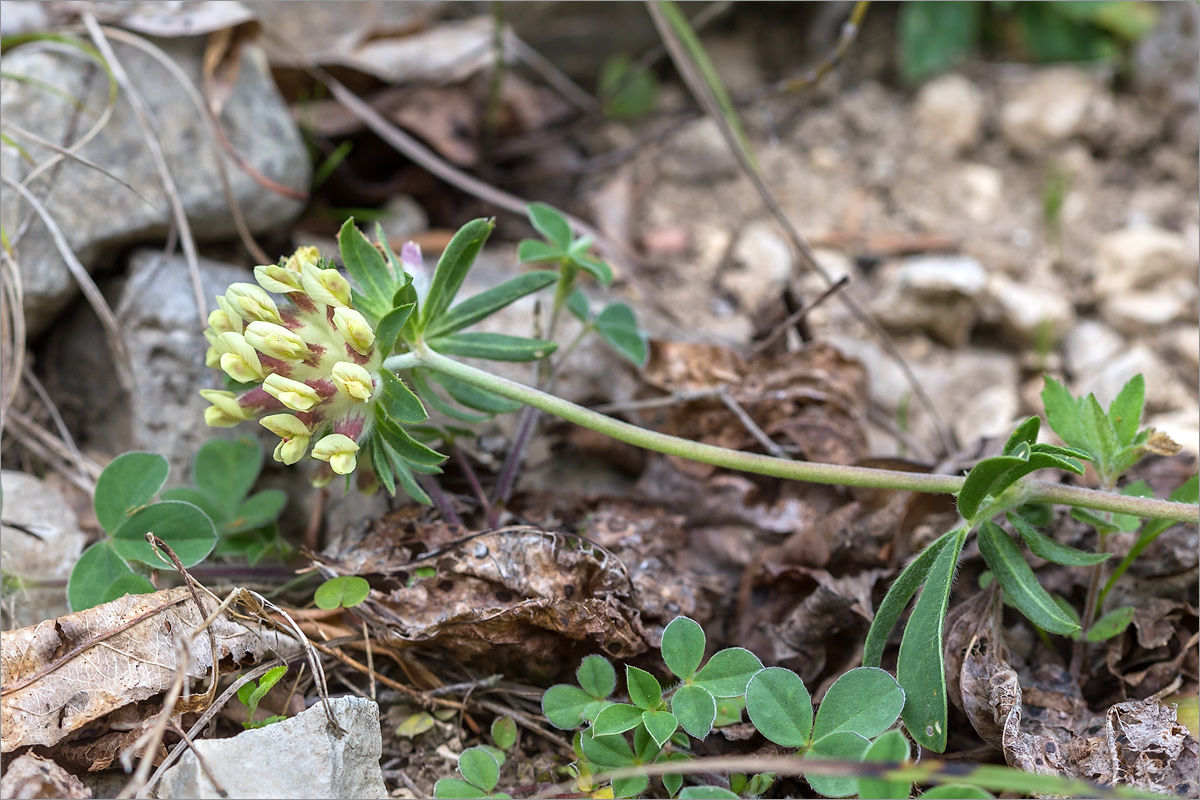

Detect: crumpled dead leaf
[1,588,299,752]
[56,0,257,37]
[318,526,650,668]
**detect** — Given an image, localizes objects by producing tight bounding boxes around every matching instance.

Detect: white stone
[721,220,793,310]
[1062,319,1127,378]
[1101,283,1196,336]
[658,118,739,182]
[955,163,1004,223]
[154,695,387,799]
[914,73,985,152]
[987,273,1076,345]
[870,255,987,347]
[1074,344,1193,413]
[1094,226,1195,295]
[1000,67,1100,154]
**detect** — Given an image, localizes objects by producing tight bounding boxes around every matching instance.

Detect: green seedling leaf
[642,710,679,747]
[612,774,650,799]
[373,409,447,466]
[662,616,706,680]
[378,370,428,424]
[957,455,1027,521]
[430,372,523,414]
[432,778,489,799]
[479,744,506,770]
[813,667,905,740]
[692,647,763,697]
[337,219,392,320]
[1027,442,1092,461]
[1069,507,1122,536]
[916,785,994,799]
[68,541,137,611]
[580,727,636,767]
[516,239,564,265]
[94,451,169,534]
[1100,474,1199,606]
[111,501,217,568]
[428,271,558,338]
[458,747,500,793]
[420,218,494,330]
[678,789,739,799]
[1107,374,1145,445]
[806,731,871,798]
[238,665,288,711]
[396,711,436,738]
[658,752,690,797]
[1003,416,1041,455]
[314,575,370,610]
[1006,512,1109,566]
[626,666,663,710]
[593,703,644,736]
[542,684,594,729]
[898,528,965,752]
[897,1,982,83]
[746,667,813,748]
[570,253,613,287]
[566,288,591,322]
[390,455,433,505]
[1041,376,1088,451]
[977,522,1080,636]
[159,487,224,526]
[374,303,415,356]
[864,528,959,668]
[594,303,647,366]
[577,654,618,698]
[672,684,717,738]
[1082,393,1121,471]
[527,203,572,250]
[226,490,287,534]
[101,572,156,603]
[490,715,517,750]
[1086,606,1135,642]
[426,332,558,362]
[194,438,261,517]
[714,696,746,727]
[856,729,912,800]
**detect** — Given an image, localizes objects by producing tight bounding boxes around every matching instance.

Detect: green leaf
[337,219,392,320]
[1069,507,1122,536]
[1107,374,1145,445]
[566,289,591,322]
[373,408,447,466]
[516,239,565,265]
[1027,442,1092,461]
[101,572,156,604]
[806,731,871,798]
[1003,417,1041,456]
[714,695,746,727]
[159,487,224,526]
[369,437,397,496]
[491,715,517,750]
[580,727,636,767]
[1082,393,1121,471]
[626,666,663,710]
[225,490,286,535]
[1041,376,1088,451]
[542,684,594,729]
[863,528,959,668]
[678,789,739,799]
[527,203,572,250]
[593,703,644,736]
[241,665,288,718]
[662,616,706,680]
[430,372,523,414]
[577,654,618,698]
[378,370,429,424]
[458,747,500,793]
[409,369,490,423]
[68,542,136,612]
[632,722,661,763]
[1006,512,1109,566]
[898,528,965,752]
[599,54,658,118]
[977,522,1080,636]
[433,778,489,799]
[898,1,982,83]
[1086,606,1135,642]
[956,455,1027,521]
[390,455,433,505]
[420,218,494,330]
[745,667,813,748]
[374,303,415,357]
[642,710,678,748]
[111,501,217,568]
[395,711,436,738]
[426,332,558,362]
[313,575,370,610]
[595,303,647,366]
[856,729,912,800]
[428,271,559,338]
[195,438,261,517]
[571,253,614,288]
[916,785,994,799]
[812,667,905,740]
[94,451,169,534]
[692,647,763,698]
[672,684,717,738]
[612,774,650,799]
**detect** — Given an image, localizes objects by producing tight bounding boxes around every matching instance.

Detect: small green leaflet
[976,522,1080,636]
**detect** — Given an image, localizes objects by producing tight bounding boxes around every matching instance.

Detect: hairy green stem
[384,349,1200,525]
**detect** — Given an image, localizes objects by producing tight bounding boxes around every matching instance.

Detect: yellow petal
[332,307,375,354]
[226,282,282,324]
[262,373,321,412]
[300,262,352,308]
[273,435,310,465]
[217,332,264,382]
[244,321,309,361]
[204,406,243,428]
[260,413,311,438]
[331,361,374,402]
[312,433,359,474]
[255,264,303,294]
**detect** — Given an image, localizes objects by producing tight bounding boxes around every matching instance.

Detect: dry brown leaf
[1,588,299,752]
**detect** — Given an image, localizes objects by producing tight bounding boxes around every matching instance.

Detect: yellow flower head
[285,245,320,273]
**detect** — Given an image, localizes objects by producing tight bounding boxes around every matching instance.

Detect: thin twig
[453,443,491,517]
[743,1,872,100]
[168,719,229,798]
[362,618,376,703]
[718,388,788,459]
[749,275,849,359]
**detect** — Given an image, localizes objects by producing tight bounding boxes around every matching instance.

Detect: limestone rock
[720,220,793,310]
[1,37,309,335]
[870,255,987,347]
[986,273,1076,346]
[914,73,985,153]
[1094,226,1195,295]
[1000,67,1103,154]
[658,118,739,182]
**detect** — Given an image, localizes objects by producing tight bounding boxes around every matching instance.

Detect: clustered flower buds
[200,246,380,479]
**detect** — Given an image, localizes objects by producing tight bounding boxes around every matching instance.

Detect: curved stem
[385,349,1200,525]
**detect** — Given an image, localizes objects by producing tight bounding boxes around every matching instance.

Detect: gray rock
[153,695,387,799]
[914,73,985,153]
[720,220,793,310]
[1101,285,1197,336]
[1074,343,1193,414]
[1094,226,1195,295]
[658,118,739,183]
[375,194,430,243]
[1134,1,1200,115]
[986,273,1076,346]
[1000,67,1102,154]
[870,255,987,347]
[1062,319,1126,378]
[0,471,85,628]
[1,37,309,335]
[44,250,251,482]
